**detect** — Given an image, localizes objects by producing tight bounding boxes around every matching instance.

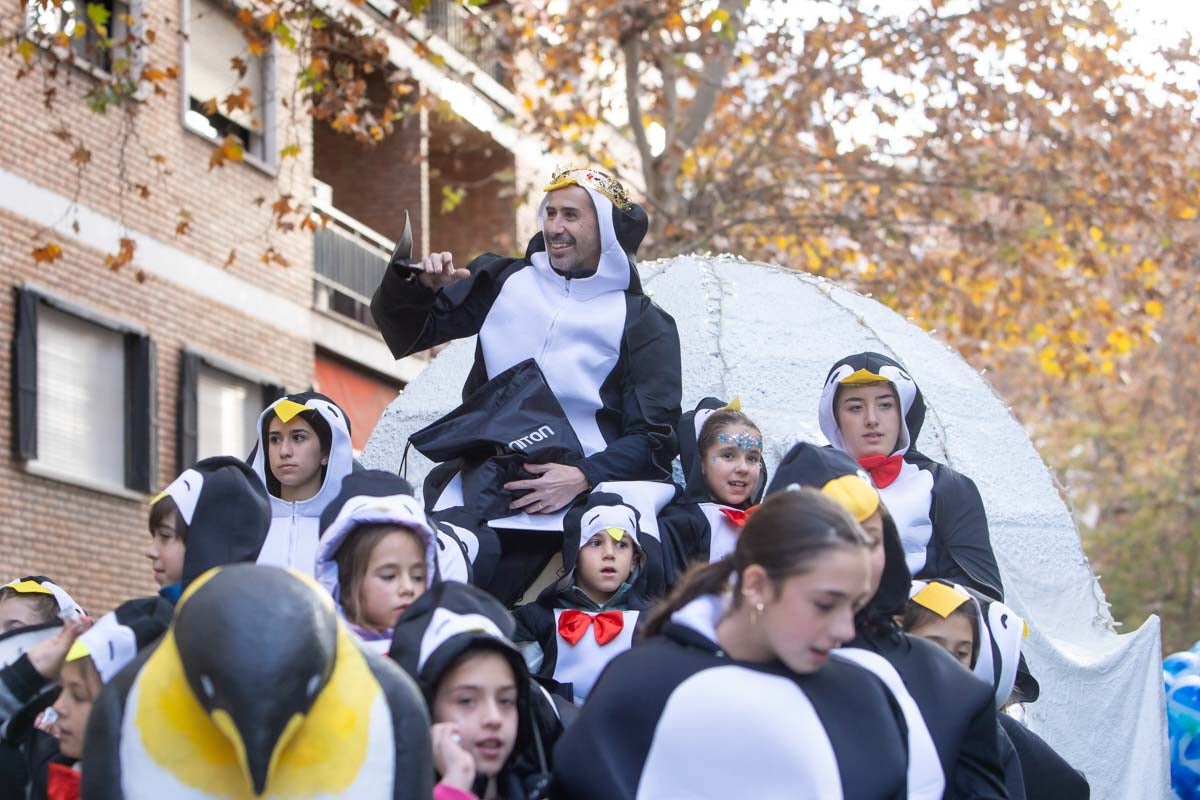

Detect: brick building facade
[0,0,542,614]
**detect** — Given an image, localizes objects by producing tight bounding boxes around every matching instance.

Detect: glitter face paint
[716,431,764,451]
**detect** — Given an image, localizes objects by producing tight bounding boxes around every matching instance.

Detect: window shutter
[177,352,201,473]
[11,289,38,461]
[124,333,156,492]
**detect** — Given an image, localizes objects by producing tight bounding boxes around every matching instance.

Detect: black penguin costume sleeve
[909,453,1005,599]
[998,713,1090,800]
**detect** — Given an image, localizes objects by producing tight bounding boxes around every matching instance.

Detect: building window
[25,0,133,75]
[177,352,283,470]
[12,289,156,493]
[183,0,273,165]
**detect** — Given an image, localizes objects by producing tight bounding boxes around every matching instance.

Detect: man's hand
[417,251,470,290]
[505,463,589,514]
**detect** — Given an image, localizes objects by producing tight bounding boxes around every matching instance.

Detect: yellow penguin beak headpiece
[839,368,890,385]
[273,399,310,423]
[911,581,972,619]
[604,527,626,542]
[820,474,880,525]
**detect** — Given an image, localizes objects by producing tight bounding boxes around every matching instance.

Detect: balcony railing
[311,193,392,331]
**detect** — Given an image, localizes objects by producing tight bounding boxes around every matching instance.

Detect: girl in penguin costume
[905,581,1086,799]
[510,493,648,705]
[657,397,766,583]
[552,489,918,800]
[82,564,434,800]
[148,455,273,605]
[314,470,443,654]
[388,581,558,800]
[818,351,1004,599]
[371,169,682,603]
[249,391,355,576]
[767,442,1010,800]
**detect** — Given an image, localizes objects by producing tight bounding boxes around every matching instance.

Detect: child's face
[432,651,519,780]
[909,613,976,669]
[358,529,427,633]
[52,659,100,760]
[834,383,901,459]
[0,596,48,632]
[267,415,327,500]
[575,531,634,604]
[145,514,185,587]
[701,424,763,506]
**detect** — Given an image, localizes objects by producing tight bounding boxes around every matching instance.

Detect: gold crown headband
[544,167,634,213]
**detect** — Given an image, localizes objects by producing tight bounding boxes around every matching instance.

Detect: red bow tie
[46,763,81,800]
[857,454,904,488]
[719,504,759,528]
[558,609,624,646]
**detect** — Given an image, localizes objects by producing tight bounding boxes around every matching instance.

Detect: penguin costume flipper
[910,455,1004,600]
[358,649,433,800]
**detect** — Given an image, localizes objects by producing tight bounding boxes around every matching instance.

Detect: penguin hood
[767,442,911,619]
[818,352,926,457]
[83,563,432,799]
[249,392,355,518]
[69,597,172,683]
[155,456,272,588]
[314,470,440,612]
[529,168,649,299]
[388,582,532,746]
[544,493,645,605]
[677,397,766,506]
[2,575,84,619]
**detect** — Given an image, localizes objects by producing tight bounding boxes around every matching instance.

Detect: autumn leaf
[70,145,91,165]
[279,144,302,160]
[230,56,248,78]
[222,249,237,269]
[86,2,111,33]
[104,238,136,272]
[32,243,63,264]
[208,135,244,170]
[18,40,36,64]
[223,86,254,114]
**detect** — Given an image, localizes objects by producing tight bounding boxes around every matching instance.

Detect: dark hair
[334,523,424,628]
[0,588,60,624]
[900,595,982,668]
[148,495,189,545]
[642,489,871,637]
[697,409,762,457]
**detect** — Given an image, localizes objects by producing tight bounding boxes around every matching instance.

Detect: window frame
[23,0,146,86]
[11,285,156,498]
[177,348,284,472]
[179,0,278,174]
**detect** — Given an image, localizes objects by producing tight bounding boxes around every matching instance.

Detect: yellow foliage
[1089,226,1104,243]
[1178,206,1198,220]
[1145,300,1163,320]
[1107,327,1133,355]
[1038,346,1064,377]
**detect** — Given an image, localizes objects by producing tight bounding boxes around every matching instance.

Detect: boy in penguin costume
[907,580,1088,799]
[315,470,450,653]
[249,392,355,577]
[81,564,433,799]
[371,168,682,602]
[767,442,1010,800]
[151,456,273,604]
[818,351,1004,598]
[511,493,648,704]
[388,581,558,799]
[658,397,766,581]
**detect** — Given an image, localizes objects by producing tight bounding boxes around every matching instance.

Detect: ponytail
[642,489,870,639]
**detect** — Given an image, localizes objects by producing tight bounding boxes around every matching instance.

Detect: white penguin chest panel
[636,666,844,800]
[479,267,625,456]
[878,462,935,575]
[552,608,638,703]
[699,504,740,563]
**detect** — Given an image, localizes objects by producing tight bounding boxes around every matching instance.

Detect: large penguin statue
[81,564,433,799]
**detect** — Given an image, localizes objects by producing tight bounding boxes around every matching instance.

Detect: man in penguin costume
[250,392,356,576]
[767,442,1009,800]
[658,397,767,580]
[817,351,1004,598]
[371,168,683,601]
[81,564,433,799]
[511,493,648,704]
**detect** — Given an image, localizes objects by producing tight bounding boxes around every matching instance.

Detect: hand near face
[432,722,477,791]
[417,252,470,290]
[504,463,589,514]
[29,615,93,680]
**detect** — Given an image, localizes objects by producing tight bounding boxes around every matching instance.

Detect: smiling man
[371,169,682,602]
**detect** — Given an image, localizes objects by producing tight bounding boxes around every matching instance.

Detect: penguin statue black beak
[172,565,337,796]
